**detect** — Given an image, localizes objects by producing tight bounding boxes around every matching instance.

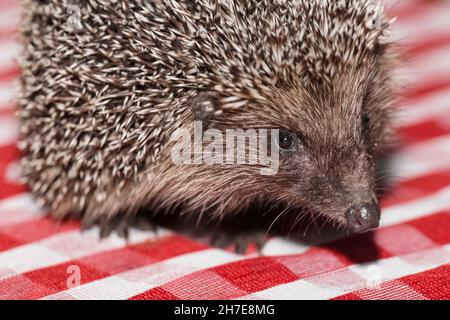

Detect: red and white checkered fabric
[1,0,450,300]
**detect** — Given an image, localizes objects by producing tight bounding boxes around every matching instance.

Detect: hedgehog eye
[362,112,370,136]
[277,129,297,151]
[363,114,370,126]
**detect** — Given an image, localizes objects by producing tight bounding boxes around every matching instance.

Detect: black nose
[345,202,380,233]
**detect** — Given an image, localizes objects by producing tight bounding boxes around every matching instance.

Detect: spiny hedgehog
[18,0,398,245]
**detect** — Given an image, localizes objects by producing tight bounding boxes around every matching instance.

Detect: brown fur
[18,0,399,233]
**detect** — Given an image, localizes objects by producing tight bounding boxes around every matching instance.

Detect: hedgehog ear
[192,91,222,128]
[374,41,391,57]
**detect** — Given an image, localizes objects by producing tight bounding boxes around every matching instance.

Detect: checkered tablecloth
[1,0,450,300]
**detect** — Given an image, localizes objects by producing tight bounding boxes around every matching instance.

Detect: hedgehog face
[202,58,395,233]
[271,111,381,234]
[255,64,393,233]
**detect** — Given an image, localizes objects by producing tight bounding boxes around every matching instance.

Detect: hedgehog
[18,0,398,248]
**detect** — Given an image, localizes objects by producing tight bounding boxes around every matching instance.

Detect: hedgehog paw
[211,230,267,254]
[129,215,159,233]
[99,218,130,240]
[82,214,159,241]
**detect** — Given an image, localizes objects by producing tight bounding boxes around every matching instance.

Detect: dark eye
[278,129,297,151]
[362,113,370,135]
[363,113,370,127]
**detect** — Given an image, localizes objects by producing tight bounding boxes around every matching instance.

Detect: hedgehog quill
[18,0,399,249]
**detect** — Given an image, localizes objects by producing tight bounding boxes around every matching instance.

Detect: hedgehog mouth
[287,200,380,237]
[313,201,381,235]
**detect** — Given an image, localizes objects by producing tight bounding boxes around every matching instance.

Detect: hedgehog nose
[345,202,380,233]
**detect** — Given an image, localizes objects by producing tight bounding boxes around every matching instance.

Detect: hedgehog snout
[344,200,380,233]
